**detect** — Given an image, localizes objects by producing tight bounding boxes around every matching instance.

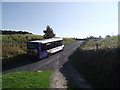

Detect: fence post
[96,43,98,50]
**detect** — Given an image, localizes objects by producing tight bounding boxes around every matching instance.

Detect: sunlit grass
[2,70,53,88]
[82,36,119,50]
[63,38,76,45]
[2,34,43,59]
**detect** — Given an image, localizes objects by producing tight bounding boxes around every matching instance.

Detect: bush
[71,48,120,88]
[70,36,120,88]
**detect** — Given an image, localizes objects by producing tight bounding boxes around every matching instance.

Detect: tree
[117,34,120,36]
[99,36,102,39]
[43,25,55,39]
[1,30,32,35]
[106,35,111,38]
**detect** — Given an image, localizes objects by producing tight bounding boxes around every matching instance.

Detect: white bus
[27,37,64,59]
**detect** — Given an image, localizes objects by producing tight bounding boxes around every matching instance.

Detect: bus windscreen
[27,43,38,56]
[27,43,38,49]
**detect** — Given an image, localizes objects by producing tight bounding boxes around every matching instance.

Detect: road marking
[57,61,59,65]
[57,56,59,59]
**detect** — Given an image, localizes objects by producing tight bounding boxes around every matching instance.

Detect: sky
[2,2,118,38]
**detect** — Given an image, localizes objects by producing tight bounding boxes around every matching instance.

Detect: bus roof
[29,37,63,44]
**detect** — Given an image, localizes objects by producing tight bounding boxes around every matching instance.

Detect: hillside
[1,30,32,35]
[2,34,43,59]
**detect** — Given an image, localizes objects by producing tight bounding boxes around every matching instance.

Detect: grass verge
[63,38,76,45]
[2,70,53,88]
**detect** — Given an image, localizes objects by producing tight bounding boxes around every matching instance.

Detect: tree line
[1,30,32,35]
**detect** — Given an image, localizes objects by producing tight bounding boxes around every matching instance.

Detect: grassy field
[2,70,52,88]
[70,36,120,88]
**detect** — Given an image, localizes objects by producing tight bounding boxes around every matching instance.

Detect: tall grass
[2,34,43,59]
[63,38,76,45]
[82,36,119,50]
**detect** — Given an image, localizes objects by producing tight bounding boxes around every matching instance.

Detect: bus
[27,37,64,59]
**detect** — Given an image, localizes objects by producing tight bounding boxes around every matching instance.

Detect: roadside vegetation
[2,70,52,88]
[82,36,119,50]
[1,30,32,35]
[70,36,120,88]
[63,38,76,45]
[2,34,43,59]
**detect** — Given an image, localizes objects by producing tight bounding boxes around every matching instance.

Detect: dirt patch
[50,69,67,88]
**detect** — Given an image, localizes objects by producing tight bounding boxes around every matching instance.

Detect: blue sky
[2,2,118,38]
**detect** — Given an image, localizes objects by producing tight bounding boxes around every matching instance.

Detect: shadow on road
[2,51,63,73]
[60,47,120,88]
[2,54,40,72]
[59,59,79,88]
[59,55,92,89]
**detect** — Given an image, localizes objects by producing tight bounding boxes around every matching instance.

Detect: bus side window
[55,40,62,47]
[46,43,51,50]
[46,42,55,50]
[53,42,56,48]
[61,40,63,45]
[55,41,59,47]
[41,44,47,51]
[59,40,62,46]
[51,42,55,48]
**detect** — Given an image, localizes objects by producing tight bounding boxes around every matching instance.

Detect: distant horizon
[1,29,119,39]
[2,2,118,38]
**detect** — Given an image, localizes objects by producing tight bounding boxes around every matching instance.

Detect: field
[70,36,120,88]
[2,70,52,88]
